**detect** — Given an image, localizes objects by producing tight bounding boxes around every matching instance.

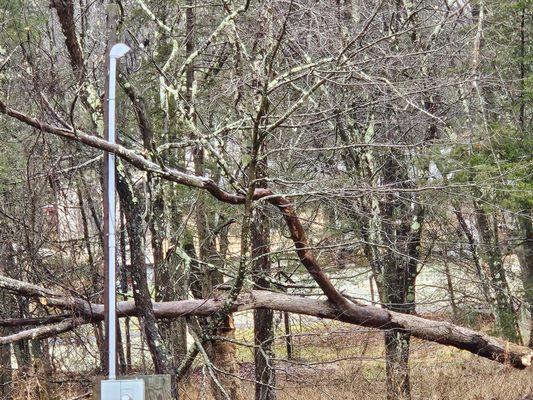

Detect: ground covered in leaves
[6,324,533,400]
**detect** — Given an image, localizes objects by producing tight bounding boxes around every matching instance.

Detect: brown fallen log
[1,275,531,369]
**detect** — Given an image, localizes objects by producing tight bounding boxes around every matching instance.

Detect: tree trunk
[454,207,495,308]
[77,184,106,373]
[30,340,51,398]
[193,189,244,400]
[0,241,14,399]
[209,314,243,400]
[119,209,132,373]
[283,312,293,360]
[157,248,188,365]
[443,247,459,320]
[384,330,411,400]
[116,170,175,379]
[516,214,533,348]
[192,128,243,400]
[0,331,12,400]
[149,186,188,367]
[0,295,12,400]
[252,193,276,400]
[474,204,520,342]
[379,156,423,400]
[12,263,32,379]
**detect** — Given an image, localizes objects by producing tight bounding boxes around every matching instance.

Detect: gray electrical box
[101,379,145,400]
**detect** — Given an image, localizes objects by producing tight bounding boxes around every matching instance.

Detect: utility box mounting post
[101,379,145,400]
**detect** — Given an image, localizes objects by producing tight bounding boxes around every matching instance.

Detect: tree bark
[516,214,533,348]
[252,190,276,400]
[51,0,85,79]
[474,204,520,342]
[116,170,174,378]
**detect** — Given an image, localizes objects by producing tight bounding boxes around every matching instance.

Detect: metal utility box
[101,379,145,400]
[94,375,172,400]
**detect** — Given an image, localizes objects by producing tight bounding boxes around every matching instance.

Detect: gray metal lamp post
[101,42,145,400]
[106,42,130,381]
[97,38,173,400]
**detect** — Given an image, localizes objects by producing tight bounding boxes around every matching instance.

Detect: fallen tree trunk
[0,275,531,369]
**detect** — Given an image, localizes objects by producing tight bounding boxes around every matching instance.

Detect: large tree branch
[0,274,531,368]
[0,318,82,345]
[0,99,353,314]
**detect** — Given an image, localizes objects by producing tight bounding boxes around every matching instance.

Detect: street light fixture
[101,42,144,400]
[106,42,130,382]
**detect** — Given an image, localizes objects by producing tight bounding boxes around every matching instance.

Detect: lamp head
[109,43,131,59]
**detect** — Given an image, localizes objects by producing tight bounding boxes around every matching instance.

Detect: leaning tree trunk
[116,170,175,382]
[1,273,533,368]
